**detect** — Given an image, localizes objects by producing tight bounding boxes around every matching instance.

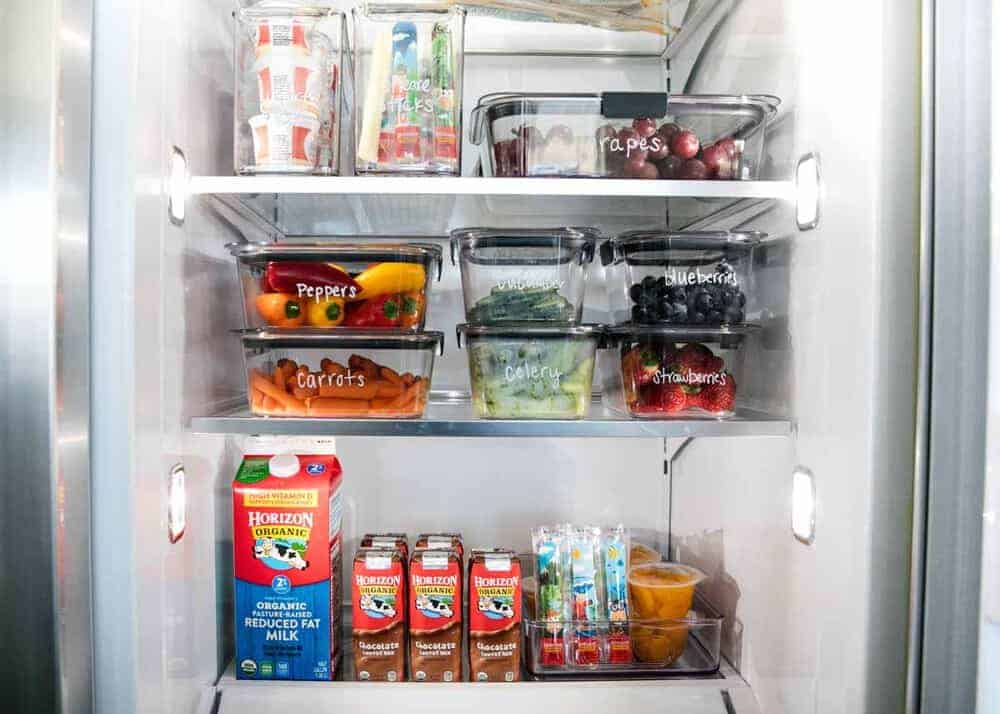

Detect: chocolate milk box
[468,549,522,682]
[233,438,343,680]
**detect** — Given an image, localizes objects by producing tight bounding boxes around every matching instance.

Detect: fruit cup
[470,92,779,180]
[602,325,757,418]
[627,563,706,664]
[600,230,762,327]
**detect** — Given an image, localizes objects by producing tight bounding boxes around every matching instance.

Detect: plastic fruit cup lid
[627,562,707,589]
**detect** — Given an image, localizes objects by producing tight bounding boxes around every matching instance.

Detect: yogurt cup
[255,50,326,117]
[252,16,313,58]
[248,113,320,173]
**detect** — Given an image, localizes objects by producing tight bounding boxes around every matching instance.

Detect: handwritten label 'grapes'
[600,134,667,159]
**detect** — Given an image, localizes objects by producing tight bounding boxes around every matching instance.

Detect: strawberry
[643,383,687,413]
[676,343,714,372]
[700,374,736,413]
[636,348,661,385]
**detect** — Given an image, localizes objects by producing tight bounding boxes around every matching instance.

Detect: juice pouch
[531,526,568,667]
[468,549,522,682]
[409,549,462,682]
[602,526,631,664]
[352,548,407,681]
[232,444,343,681]
[568,527,603,666]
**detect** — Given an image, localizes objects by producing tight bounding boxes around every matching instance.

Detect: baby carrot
[251,373,307,413]
[379,366,403,385]
[317,381,380,400]
[306,398,371,417]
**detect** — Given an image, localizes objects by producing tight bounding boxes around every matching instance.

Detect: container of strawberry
[602,325,757,418]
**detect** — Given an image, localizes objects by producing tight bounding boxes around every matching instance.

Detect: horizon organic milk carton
[233,437,343,680]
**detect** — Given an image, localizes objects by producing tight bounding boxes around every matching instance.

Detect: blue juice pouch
[569,526,603,666]
[531,526,569,666]
[602,525,632,663]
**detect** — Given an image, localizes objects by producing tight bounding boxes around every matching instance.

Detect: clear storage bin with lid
[229,242,443,331]
[450,228,599,324]
[240,329,444,419]
[353,3,466,175]
[470,92,779,180]
[600,231,762,327]
[602,325,757,419]
[234,5,344,174]
[456,323,604,420]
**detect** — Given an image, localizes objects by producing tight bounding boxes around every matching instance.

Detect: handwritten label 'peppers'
[265,261,361,299]
[353,263,426,300]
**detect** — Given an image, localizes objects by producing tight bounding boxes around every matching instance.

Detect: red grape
[633,117,658,139]
[658,155,683,179]
[517,125,544,148]
[658,122,681,145]
[646,133,670,161]
[678,158,708,180]
[624,156,658,179]
[716,137,738,158]
[701,143,732,179]
[671,130,701,160]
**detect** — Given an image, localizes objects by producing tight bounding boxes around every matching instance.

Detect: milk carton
[233,438,343,680]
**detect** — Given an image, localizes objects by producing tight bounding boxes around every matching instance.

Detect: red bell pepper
[344,294,402,328]
[265,261,361,301]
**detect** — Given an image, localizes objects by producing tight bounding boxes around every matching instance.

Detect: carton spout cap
[269,452,300,479]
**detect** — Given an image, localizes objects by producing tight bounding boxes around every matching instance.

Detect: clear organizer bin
[450,228,599,324]
[240,329,444,418]
[456,324,604,419]
[470,92,779,180]
[353,3,466,175]
[234,6,344,174]
[600,231,762,327]
[602,325,757,418]
[521,536,722,677]
[229,242,442,331]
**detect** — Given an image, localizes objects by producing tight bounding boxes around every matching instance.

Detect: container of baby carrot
[239,328,443,418]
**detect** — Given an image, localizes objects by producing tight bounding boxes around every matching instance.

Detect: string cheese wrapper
[358,29,394,164]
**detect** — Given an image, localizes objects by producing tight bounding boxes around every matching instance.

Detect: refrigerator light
[796,152,821,231]
[167,464,186,544]
[168,147,188,225]
[792,466,816,544]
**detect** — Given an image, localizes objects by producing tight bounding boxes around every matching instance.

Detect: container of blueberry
[600,231,762,327]
[601,324,757,419]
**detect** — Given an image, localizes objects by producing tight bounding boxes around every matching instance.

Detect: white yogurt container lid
[254,49,326,117]
[249,112,321,172]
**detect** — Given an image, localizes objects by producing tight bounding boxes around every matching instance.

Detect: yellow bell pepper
[352,262,426,300]
[306,296,346,327]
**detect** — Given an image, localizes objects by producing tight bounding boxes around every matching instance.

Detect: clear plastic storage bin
[450,228,599,324]
[600,231,762,327]
[240,329,443,418]
[234,6,344,174]
[602,325,757,418]
[470,92,779,180]
[353,3,466,175]
[456,324,604,419]
[229,242,442,331]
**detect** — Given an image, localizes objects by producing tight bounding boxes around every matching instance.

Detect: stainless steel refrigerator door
[0,0,94,713]
[916,0,992,712]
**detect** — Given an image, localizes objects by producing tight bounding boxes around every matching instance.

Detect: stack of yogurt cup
[238,5,343,174]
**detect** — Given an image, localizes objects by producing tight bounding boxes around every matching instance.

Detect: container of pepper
[229,242,443,331]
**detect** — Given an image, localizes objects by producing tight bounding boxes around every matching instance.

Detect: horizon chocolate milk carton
[352,547,407,681]
[409,548,463,682]
[233,438,343,680]
[468,549,522,682]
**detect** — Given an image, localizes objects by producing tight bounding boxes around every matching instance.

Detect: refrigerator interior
[90,1,921,713]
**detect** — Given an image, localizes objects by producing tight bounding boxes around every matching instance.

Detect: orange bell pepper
[255,293,305,327]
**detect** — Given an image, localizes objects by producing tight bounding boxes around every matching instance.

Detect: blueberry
[707,310,723,324]
[631,305,645,321]
[717,260,734,274]
[656,276,667,290]
[630,284,643,303]
[721,289,735,307]
[692,311,707,324]
[696,292,714,311]
[737,293,746,307]
[671,286,687,302]
[639,291,659,308]
[672,302,688,323]
[642,276,657,290]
